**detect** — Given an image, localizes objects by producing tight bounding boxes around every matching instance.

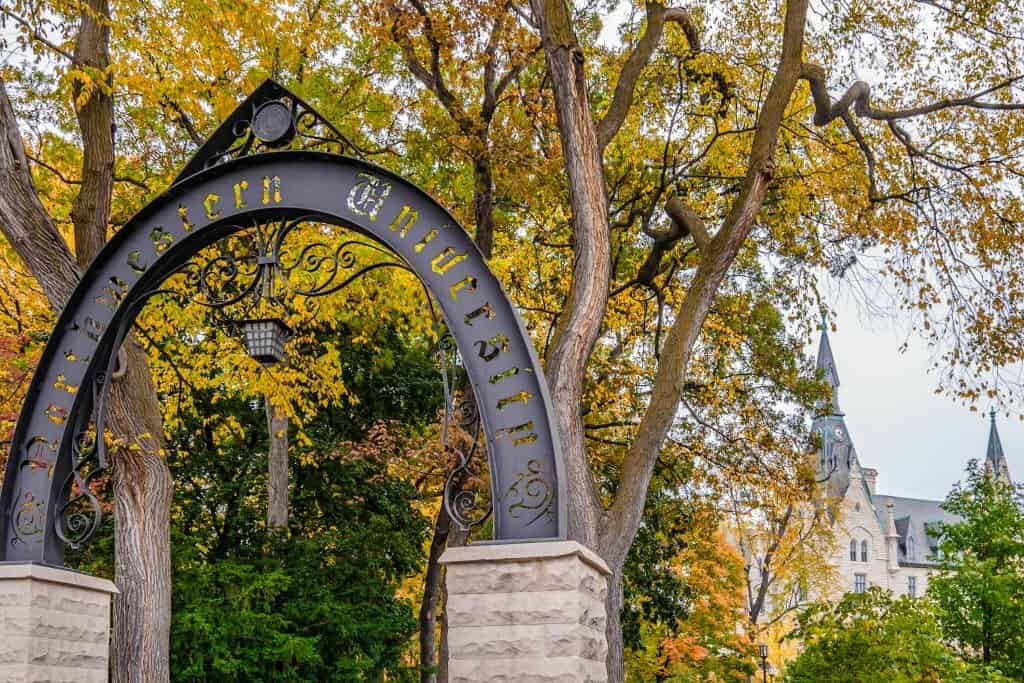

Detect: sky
[821,291,1019,501]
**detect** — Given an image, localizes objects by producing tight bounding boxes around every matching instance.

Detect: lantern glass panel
[240,318,289,364]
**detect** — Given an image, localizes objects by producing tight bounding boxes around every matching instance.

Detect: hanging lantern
[239,318,291,365]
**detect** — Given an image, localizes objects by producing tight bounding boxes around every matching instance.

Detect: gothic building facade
[813,324,1013,598]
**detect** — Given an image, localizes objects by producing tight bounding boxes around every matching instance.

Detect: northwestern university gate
[0,81,610,681]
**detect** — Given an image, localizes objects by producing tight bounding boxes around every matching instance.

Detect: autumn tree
[623,490,755,682]
[0,2,176,680]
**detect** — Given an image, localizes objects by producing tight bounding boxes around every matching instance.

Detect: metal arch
[0,150,568,564]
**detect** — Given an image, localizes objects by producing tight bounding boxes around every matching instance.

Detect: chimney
[885,500,900,574]
[862,468,878,496]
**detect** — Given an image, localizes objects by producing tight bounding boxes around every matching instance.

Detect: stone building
[812,324,1013,599]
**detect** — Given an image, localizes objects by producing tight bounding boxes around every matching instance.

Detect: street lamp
[238,317,291,365]
[758,643,769,683]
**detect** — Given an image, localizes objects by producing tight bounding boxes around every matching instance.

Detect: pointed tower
[813,315,857,498]
[985,409,1013,484]
[816,314,841,415]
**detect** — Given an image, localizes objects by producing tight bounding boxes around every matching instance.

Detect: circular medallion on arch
[251,100,296,148]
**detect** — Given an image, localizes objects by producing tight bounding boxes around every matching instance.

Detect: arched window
[850,540,857,561]
[861,540,868,562]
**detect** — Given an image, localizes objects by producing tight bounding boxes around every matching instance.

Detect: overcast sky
[821,291,1018,501]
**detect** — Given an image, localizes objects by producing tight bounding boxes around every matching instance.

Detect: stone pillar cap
[440,539,611,576]
[0,562,119,594]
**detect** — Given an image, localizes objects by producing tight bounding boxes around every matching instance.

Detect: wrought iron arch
[0,85,566,564]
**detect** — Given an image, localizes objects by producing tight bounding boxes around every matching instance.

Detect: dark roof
[875,495,959,566]
[816,325,841,414]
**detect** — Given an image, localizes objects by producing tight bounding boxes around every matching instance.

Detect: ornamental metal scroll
[0,85,567,565]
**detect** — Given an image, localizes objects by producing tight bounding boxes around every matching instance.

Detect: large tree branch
[481,3,509,120]
[0,79,78,307]
[622,195,708,291]
[531,0,612,545]
[596,2,699,151]
[802,64,1024,126]
[69,0,115,268]
[601,0,811,569]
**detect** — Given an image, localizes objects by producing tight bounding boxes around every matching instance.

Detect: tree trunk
[527,0,810,678]
[472,153,495,258]
[70,0,114,271]
[605,569,626,683]
[266,399,289,531]
[529,0,610,551]
[71,3,174,680]
[418,503,453,683]
[437,524,468,683]
[109,338,173,683]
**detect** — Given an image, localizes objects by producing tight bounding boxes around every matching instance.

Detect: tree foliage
[624,491,755,682]
[929,461,1024,678]
[784,588,1009,683]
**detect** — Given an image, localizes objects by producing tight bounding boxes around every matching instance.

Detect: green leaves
[784,588,1009,683]
[929,462,1024,678]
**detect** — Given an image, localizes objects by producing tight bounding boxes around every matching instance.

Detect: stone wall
[440,540,610,683]
[0,563,117,683]
[831,467,895,597]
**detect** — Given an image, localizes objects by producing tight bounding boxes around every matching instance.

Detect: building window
[908,537,916,561]
[854,573,867,594]
[861,540,868,562]
[908,576,917,598]
[850,540,857,561]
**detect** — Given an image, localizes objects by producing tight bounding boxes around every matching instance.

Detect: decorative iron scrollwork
[504,459,555,527]
[54,430,104,550]
[175,217,412,317]
[438,333,492,532]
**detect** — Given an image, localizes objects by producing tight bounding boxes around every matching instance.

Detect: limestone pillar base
[440,540,611,683]
[0,563,117,683]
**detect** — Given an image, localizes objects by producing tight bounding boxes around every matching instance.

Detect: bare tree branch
[161,97,204,148]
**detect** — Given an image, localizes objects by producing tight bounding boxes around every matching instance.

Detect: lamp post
[758,643,769,683]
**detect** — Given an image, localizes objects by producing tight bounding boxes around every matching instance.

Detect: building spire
[816,312,841,415]
[986,409,1012,484]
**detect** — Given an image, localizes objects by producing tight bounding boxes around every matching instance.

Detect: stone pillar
[440,540,611,683]
[0,563,118,683]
